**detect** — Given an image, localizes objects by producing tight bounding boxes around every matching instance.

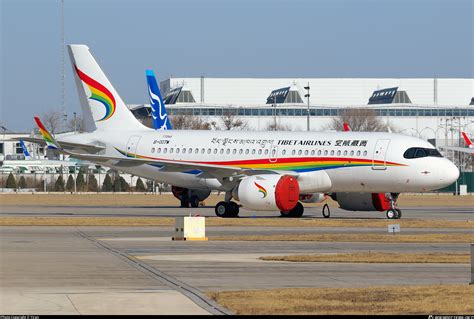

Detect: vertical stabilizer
[19,140,31,160]
[146,70,172,130]
[67,45,146,131]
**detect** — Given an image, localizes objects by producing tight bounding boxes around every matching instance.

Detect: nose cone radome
[437,159,460,188]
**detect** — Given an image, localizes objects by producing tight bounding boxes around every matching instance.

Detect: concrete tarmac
[1,205,473,220]
[1,204,472,314]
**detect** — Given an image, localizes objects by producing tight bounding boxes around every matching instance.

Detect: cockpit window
[404,147,442,159]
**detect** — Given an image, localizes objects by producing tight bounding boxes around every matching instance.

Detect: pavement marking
[76,230,232,315]
[99,237,172,242]
[136,253,291,263]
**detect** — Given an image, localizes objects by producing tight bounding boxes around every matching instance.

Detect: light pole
[73,112,77,133]
[304,83,310,131]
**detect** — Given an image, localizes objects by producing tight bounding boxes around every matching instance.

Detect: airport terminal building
[129,77,474,140]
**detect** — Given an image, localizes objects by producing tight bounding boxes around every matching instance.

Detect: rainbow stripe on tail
[34,117,61,150]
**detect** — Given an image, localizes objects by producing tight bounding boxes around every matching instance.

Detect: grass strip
[207,284,474,315]
[260,252,470,263]
[211,233,474,243]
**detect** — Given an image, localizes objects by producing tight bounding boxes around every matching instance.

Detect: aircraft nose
[443,160,460,185]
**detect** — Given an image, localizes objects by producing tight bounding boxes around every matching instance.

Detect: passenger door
[269,145,278,163]
[372,139,390,170]
[126,135,141,157]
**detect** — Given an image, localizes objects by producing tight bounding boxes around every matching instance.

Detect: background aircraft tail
[19,140,31,159]
[146,70,172,130]
[67,45,146,132]
[462,132,473,148]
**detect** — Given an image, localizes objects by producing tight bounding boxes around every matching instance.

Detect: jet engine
[234,174,300,211]
[299,193,326,203]
[330,192,391,211]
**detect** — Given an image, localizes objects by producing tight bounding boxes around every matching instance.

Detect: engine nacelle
[299,193,326,203]
[331,192,391,211]
[236,174,300,211]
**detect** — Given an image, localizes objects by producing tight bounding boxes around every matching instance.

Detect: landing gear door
[372,139,390,170]
[126,135,141,157]
[269,145,278,163]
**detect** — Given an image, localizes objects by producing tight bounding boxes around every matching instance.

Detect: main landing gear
[280,202,304,218]
[215,201,240,218]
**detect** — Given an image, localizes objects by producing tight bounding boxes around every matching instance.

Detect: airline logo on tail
[74,65,116,122]
[462,132,473,148]
[19,140,31,159]
[254,182,267,198]
[146,70,171,130]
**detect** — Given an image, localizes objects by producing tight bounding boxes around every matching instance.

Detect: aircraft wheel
[190,195,200,208]
[180,196,190,208]
[322,203,330,218]
[395,209,402,219]
[215,201,229,217]
[228,201,240,217]
[386,209,397,219]
[280,202,304,218]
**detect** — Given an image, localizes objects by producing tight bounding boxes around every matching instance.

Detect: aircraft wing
[66,151,298,179]
[11,137,105,153]
[439,145,474,155]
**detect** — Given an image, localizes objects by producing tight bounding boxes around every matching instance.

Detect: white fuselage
[58,129,459,194]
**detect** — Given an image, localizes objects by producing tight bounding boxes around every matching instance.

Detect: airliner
[31,45,459,219]
[1,140,80,174]
[439,132,474,156]
[146,69,211,208]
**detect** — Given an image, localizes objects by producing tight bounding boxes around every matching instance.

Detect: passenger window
[350,150,354,156]
[337,150,341,156]
[201,148,205,154]
[233,149,237,154]
[170,148,174,153]
[220,149,224,154]
[207,149,211,154]
[176,148,180,154]
[164,148,168,153]
[282,150,286,155]
[189,148,193,153]
[195,148,198,154]
[330,150,334,156]
[363,150,367,156]
[245,149,249,154]
[298,150,302,155]
[239,149,243,154]
[318,150,322,155]
[151,148,155,153]
[157,148,161,153]
[343,150,348,156]
[292,150,296,155]
[258,149,262,155]
[304,150,308,156]
[252,149,256,155]
[311,150,315,155]
[226,149,230,154]
[214,149,218,154]
[324,150,328,155]
[357,150,361,156]
[182,148,186,154]
[264,149,269,155]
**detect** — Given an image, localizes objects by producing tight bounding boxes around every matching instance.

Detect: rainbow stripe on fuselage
[74,65,116,121]
[114,147,404,173]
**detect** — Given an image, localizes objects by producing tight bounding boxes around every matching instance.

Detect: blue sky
[1,0,472,131]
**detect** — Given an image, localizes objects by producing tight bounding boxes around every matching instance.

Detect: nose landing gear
[386,193,402,219]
